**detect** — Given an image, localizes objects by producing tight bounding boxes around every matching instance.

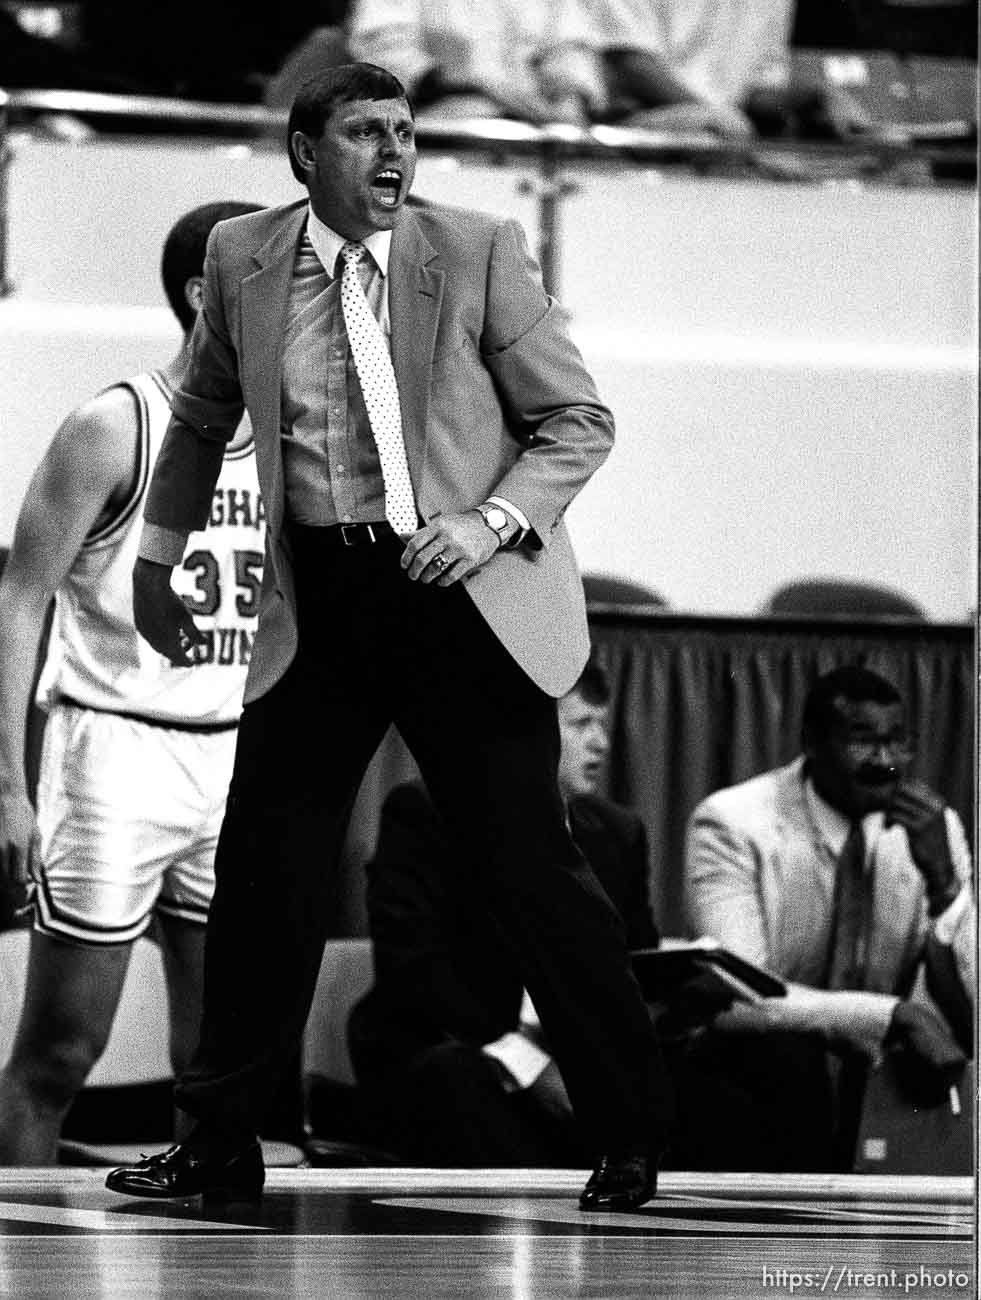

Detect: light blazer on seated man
[110,63,669,1213]
[686,666,973,1116]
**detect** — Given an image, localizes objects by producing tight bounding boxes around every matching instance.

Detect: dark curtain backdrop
[332,612,975,938]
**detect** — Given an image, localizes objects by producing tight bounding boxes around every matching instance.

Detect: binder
[630,938,788,1005]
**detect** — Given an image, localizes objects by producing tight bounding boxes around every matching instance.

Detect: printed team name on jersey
[188,627,256,667]
[209,488,265,531]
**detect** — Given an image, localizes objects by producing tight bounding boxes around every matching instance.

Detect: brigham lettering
[209,488,265,530]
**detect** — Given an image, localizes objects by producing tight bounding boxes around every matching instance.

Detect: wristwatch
[476,502,512,548]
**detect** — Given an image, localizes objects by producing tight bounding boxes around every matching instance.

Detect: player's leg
[8,704,177,1163]
[0,933,131,1163]
[153,911,205,1143]
[154,913,205,1080]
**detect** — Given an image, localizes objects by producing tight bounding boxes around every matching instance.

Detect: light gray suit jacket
[684,758,975,1046]
[143,197,614,701]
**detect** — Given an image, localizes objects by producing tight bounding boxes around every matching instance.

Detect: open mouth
[371,170,402,208]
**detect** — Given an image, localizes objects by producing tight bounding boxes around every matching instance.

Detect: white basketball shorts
[33,702,237,945]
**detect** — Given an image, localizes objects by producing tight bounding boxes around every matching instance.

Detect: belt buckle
[340,523,376,546]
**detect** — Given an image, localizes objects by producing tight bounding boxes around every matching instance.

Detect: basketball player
[0,201,264,1163]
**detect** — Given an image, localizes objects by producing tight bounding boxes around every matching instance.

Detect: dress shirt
[481,989,550,1090]
[280,210,393,527]
[803,779,968,948]
[292,211,532,534]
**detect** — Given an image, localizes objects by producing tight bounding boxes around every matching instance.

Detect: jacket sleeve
[922,808,975,1052]
[479,218,615,548]
[684,797,773,968]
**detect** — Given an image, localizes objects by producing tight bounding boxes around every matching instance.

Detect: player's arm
[0,388,138,887]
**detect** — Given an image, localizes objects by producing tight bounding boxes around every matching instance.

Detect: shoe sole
[579,1189,654,1212]
[104,1179,264,1201]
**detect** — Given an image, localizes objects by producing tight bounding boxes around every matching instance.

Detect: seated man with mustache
[681,664,974,1170]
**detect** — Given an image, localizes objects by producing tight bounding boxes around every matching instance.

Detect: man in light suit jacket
[107,62,669,1210]
[683,664,972,1169]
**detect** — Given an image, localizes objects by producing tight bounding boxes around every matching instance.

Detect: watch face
[485,507,508,532]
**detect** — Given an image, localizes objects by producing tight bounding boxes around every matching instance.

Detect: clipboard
[630,938,788,1005]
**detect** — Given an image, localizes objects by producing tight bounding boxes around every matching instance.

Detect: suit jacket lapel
[241,203,306,536]
[389,210,443,490]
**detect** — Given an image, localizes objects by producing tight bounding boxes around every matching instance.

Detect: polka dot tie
[339,241,418,536]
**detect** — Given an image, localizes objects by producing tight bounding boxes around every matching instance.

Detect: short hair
[801,665,903,747]
[161,201,263,331]
[286,62,411,183]
[570,657,611,707]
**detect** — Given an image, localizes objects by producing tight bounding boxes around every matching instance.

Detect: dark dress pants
[175,529,670,1158]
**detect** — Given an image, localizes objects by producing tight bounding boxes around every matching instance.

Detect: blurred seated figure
[263,26,350,109]
[347,658,659,1166]
[346,0,609,124]
[582,0,875,138]
[683,664,973,1170]
[763,578,926,619]
[581,572,668,608]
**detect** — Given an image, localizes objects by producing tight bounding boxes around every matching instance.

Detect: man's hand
[651,972,737,1041]
[400,511,500,586]
[885,999,967,1107]
[132,556,204,665]
[885,779,959,914]
[0,782,39,892]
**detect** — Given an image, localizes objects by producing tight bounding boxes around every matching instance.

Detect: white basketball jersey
[37,370,265,725]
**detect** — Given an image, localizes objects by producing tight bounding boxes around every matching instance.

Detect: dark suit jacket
[348,782,659,1083]
[142,197,615,700]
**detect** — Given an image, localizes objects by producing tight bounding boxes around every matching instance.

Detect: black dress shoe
[578,1153,656,1212]
[105,1141,265,1200]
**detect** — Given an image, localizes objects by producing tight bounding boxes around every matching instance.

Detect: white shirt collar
[305,205,392,278]
[803,770,883,857]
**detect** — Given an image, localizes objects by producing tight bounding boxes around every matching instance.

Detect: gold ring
[434,554,449,572]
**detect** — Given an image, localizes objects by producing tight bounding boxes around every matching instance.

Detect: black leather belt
[336,520,395,546]
[290,520,397,550]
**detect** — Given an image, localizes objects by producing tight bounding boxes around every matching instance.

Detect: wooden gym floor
[0,1168,973,1299]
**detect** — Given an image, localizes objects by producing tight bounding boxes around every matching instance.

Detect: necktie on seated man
[339,241,419,537]
[826,821,869,991]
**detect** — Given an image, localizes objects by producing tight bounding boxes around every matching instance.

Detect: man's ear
[291,130,317,175]
[184,275,204,318]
